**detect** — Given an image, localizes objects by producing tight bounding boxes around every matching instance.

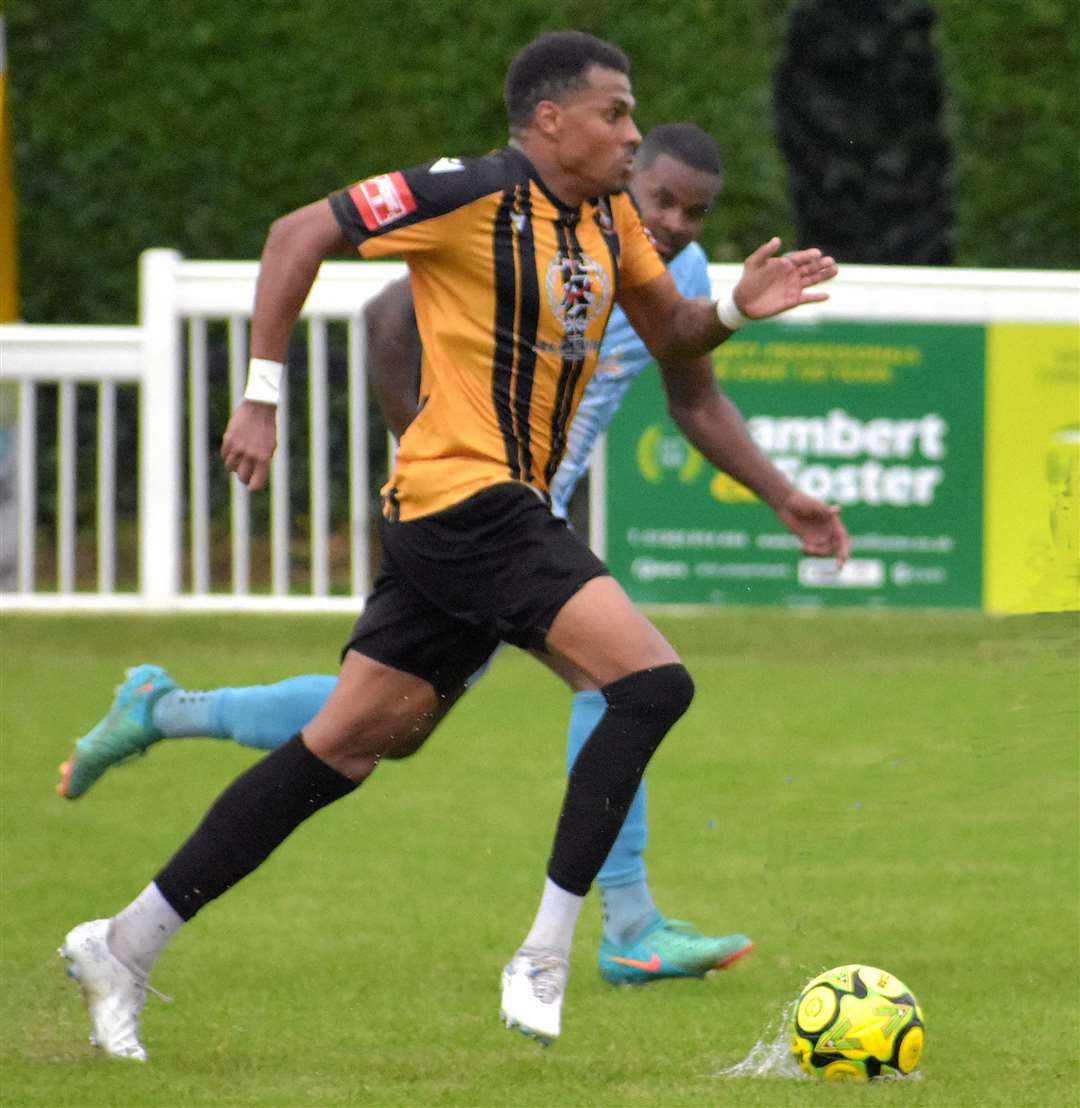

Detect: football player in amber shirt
[60,32,843,1059]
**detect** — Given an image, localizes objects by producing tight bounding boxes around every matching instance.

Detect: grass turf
[1,609,1077,1107]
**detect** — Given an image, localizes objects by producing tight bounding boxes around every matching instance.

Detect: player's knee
[378,728,429,760]
[605,662,695,729]
[650,662,695,726]
[376,700,450,759]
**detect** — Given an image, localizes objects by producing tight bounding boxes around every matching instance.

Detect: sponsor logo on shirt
[350,172,417,231]
[429,156,464,174]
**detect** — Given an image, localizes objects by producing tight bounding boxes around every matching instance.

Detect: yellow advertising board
[984,324,1080,613]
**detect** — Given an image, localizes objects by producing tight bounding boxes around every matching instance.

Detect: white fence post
[139,249,183,605]
[347,317,369,600]
[227,316,251,595]
[15,379,35,592]
[588,431,607,561]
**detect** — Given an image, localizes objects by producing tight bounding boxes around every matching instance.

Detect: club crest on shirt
[545,250,610,358]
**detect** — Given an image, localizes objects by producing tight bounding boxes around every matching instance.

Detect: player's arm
[221,199,354,489]
[364,277,421,440]
[251,199,355,360]
[660,354,850,564]
[619,238,837,364]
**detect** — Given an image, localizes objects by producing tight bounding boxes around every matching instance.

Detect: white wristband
[716,292,749,332]
[244,358,284,405]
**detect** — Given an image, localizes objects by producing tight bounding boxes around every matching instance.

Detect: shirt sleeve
[612,193,667,290]
[328,155,502,259]
[685,244,714,300]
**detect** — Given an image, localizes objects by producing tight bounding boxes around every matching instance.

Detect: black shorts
[343,482,609,698]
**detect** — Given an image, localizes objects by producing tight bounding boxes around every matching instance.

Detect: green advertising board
[605,321,986,607]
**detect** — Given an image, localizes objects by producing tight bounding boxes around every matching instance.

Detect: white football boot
[59,918,162,1061]
[500,947,569,1046]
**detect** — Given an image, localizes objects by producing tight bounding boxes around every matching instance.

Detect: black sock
[155,735,358,920]
[546,663,694,896]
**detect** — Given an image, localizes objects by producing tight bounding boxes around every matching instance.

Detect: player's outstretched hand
[733,238,838,321]
[775,489,851,567]
[221,400,277,490]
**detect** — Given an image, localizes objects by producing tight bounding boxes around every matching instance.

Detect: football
[791,964,925,1081]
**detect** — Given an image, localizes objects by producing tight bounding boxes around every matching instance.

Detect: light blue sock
[151,674,337,750]
[566,689,659,945]
[599,884,661,946]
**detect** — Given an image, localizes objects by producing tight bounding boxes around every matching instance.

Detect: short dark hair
[636,123,723,178]
[504,31,630,132]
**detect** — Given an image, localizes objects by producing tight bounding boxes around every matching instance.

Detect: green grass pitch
[1,609,1077,1107]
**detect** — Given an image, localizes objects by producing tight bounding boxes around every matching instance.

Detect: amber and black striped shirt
[329,145,666,521]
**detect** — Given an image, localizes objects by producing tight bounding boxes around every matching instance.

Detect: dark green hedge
[933,0,1079,267]
[8,0,1079,324]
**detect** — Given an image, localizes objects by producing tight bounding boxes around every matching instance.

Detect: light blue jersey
[548,241,713,518]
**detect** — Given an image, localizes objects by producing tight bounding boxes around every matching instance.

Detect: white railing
[1,251,1078,611]
[6,326,142,597]
[1,250,408,611]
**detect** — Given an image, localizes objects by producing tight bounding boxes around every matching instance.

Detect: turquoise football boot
[599,917,753,985]
[58,665,177,800]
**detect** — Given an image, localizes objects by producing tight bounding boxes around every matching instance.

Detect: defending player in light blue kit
[59,124,843,986]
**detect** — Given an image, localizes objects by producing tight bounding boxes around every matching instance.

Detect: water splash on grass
[718,999,806,1079]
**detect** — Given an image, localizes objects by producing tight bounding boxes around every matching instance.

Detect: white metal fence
[1,251,1077,611]
[1,250,407,611]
